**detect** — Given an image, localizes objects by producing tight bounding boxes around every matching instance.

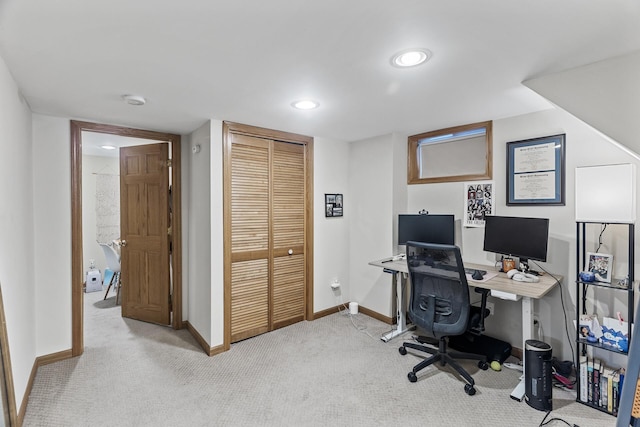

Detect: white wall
[82,155,119,276]
[344,106,640,363]
[524,50,640,157]
[0,54,36,409]
[186,121,212,343]
[313,137,351,311]
[498,108,638,364]
[32,115,72,356]
[210,120,224,347]
[2,55,635,413]
[348,134,397,317]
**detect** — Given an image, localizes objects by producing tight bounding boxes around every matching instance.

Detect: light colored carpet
[22,291,615,426]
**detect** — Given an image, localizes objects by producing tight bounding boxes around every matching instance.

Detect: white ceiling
[1,0,639,142]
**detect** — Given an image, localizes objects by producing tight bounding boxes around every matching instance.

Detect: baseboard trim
[36,349,73,366]
[18,349,74,425]
[357,305,393,325]
[312,304,343,320]
[511,346,523,361]
[313,303,394,325]
[184,321,212,356]
[18,359,38,426]
[184,321,226,357]
[208,344,226,356]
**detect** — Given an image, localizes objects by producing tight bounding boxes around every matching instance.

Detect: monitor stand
[519,259,540,276]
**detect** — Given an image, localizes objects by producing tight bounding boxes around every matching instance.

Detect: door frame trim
[70,120,183,357]
[222,121,314,350]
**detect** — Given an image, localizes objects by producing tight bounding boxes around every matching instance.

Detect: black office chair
[399,242,489,395]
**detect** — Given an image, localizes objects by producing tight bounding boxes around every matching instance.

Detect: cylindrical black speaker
[525,339,552,411]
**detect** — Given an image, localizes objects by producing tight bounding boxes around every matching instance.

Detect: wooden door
[120,143,171,325]
[271,141,305,328]
[228,134,306,342]
[229,134,270,341]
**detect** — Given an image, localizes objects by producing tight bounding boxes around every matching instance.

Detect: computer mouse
[472,270,484,280]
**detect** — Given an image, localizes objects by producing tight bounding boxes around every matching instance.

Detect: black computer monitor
[398,214,455,246]
[483,215,549,270]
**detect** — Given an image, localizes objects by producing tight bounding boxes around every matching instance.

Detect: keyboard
[424,264,487,276]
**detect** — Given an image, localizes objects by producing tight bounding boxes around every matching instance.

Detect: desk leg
[510,296,533,401]
[381,272,412,342]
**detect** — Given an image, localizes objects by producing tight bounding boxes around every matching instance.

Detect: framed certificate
[506,134,565,206]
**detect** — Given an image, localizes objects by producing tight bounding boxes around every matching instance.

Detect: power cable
[538,410,578,427]
[531,261,576,383]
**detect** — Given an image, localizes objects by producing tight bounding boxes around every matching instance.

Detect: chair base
[399,337,488,395]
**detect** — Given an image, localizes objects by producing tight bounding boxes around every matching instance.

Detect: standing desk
[369,256,560,401]
[368,257,413,342]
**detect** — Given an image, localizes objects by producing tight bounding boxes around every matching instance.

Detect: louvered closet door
[230,134,270,342]
[229,134,307,343]
[271,141,305,328]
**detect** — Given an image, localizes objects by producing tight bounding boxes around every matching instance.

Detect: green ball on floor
[490,361,502,371]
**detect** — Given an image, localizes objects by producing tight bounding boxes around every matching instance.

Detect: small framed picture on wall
[464,181,493,227]
[325,193,343,217]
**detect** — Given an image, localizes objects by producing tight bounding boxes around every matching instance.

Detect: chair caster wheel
[478,361,489,370]
[408,372,417,383]
[464,384,476,395]
[399,346,407,356]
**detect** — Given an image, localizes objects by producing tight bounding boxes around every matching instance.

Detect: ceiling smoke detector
[122,94,146,106]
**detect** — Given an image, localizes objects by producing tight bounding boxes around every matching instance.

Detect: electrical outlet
[486,301,495,316]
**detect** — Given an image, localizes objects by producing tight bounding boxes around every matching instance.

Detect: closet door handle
[288,249,293,255]
[120,240,128,247]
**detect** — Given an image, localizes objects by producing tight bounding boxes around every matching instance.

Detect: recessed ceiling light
[122,94,146,106]
[391,49,432,68]
[291,99,319,110]
[101,145,117,150]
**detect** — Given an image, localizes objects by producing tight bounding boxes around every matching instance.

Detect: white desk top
[369,257,560,300]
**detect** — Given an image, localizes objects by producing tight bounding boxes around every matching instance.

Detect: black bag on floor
[448,333,512,364]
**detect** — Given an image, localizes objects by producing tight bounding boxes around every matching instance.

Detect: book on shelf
[579,355,588,403]
[578,356,623,414]
[587,357,594,404]
[600,366,614,410]
[593,358,601,405]
[612,368,623,416]
[616,368,626,416]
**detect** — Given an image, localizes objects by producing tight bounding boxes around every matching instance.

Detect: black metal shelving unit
[575,221,635,416]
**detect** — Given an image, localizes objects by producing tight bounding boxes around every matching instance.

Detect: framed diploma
[506,134,565,206]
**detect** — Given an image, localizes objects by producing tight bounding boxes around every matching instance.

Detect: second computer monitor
[398,214,455,246]
[483,215,549,267]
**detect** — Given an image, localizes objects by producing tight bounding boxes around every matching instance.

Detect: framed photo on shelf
[325,193,343,217]
[506,134,565,206]
[586,252,613,283]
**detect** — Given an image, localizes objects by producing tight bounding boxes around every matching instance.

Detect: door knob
[120,240,128,247]
[288,249,293,255]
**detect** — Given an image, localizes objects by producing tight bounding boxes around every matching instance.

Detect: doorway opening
[70,121,183,356]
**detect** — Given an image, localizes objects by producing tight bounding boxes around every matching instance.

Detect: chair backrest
[405,241,470,338]
[99,242,121,273]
